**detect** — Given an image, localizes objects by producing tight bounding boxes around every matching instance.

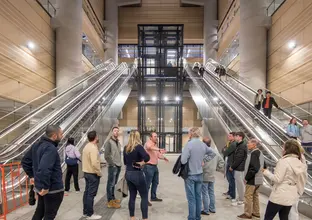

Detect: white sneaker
[237,201,244,206]
[86,214,102,219]
[231,199,238,206]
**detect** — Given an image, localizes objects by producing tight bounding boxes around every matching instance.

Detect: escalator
[184,63,312,214]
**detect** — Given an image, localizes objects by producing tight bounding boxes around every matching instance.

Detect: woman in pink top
[65,137,81,192]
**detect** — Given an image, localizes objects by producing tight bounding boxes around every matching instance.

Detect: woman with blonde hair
[123,130,150,220]
[263,139,307,220]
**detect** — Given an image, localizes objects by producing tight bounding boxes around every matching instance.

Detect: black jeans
[106,165,121,202]
[263,108,272,119]
[83,173,100,217]
[126,170,148,219]
[65,164,80,191]
[264,201,292,220]
[255,102,261,110]
[32,191,64,220]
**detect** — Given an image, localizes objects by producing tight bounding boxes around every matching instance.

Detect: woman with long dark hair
[65,137,81,192]
[263,139,307,220]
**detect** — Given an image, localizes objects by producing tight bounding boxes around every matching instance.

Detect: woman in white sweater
[263,139,307,220]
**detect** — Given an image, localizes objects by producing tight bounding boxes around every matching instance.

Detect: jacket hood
[284,154,307,175]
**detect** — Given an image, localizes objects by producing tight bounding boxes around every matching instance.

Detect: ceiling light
[152,96,157,101]
[288,41,296,49]
[164,96,168,101]
[175,96,180,101]
[140,96,145,101]
[27,42,35,49]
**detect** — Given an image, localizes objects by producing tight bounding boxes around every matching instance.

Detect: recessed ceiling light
[288,41,296,49]
[27,42,35,49]
[164,96,168,101]
[152,96,157,101]
[175,96,180,101]
[140,96,145,101]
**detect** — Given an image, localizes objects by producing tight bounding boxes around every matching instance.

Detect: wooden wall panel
[82,55,94,72]
[89,0,104,26]
[218,0,234,26]
[227,55,240,73]
[0,0,55,103]
[267,0,312,104]
[118,0,203,44]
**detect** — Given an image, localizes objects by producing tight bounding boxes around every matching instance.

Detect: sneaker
[252,214,260,219]
[237,214,252,219]
[151,197,163,202]
[226,195,232,200]
[76,191,81,194]
[201,211,209,215]
[113,199,121,204]
[82,214,87,218]
[237,201,244,206]
[231,199,238,206]
[86,214,102,220]
[222,192,229,196]
[209,210,216,214]
[107,200,121,209]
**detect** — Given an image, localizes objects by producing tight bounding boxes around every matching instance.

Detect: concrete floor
[7,155,311,220]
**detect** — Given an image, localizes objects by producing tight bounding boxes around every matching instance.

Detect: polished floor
[8,155,310,220]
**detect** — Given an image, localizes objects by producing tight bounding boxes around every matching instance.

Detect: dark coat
[223,141,237,166]
[245,150,261,185]
[22,136,64,193]
[262,97,279,109]
[172,155,189,180]
[231,141,248,171]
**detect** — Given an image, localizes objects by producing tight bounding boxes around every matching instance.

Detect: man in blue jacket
[22,125,64,220]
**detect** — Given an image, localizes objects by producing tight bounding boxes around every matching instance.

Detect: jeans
[106,165,121,202]
[244,185,260,217]
[184,174,203,220]
[264,201,292,220]
[83,173,100,217]
[263,108,272,119]
[255,103,261,110]
[65,164,80,191]
[226,164,236,199]
[32,191,64,220]
[302,142,312,153]
[201,182,216,214]
[125,170,148,219]
[143,164,159,200]
[234,171,245,201]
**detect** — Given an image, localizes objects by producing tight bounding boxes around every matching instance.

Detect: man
[104,126,122,208]
[82,131,102,220]
[181,127,216,220]
[229,132,248,206]
[143,132,169,206]
[22,125,64,220]
[300,119,312,153]
[222,132,237,200]
[237,139,264,219]
[201,137,224,215]
[262,91,279,119]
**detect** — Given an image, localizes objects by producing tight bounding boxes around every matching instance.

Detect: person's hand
[261,168,266,173]
[244,180,247,185]
[136,161,145,166]
[30,178,34,185]
[38,189,49,196]
[229,167,233,171]
[160,149,167,154]
[164,157,169,162]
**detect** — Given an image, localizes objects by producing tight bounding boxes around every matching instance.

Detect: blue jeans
[143,164,159,200]
[184,174,203,220]
[226,164,236,199]
[83,173,100,217]
[201,182,216,214]
[106,165,121,202]
[302,142,312,153]
[126,170,148,219]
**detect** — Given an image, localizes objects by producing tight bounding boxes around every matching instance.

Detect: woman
[286,118,300,139]
[123,130,150,220]
[65,137,81,192]
[254,89,264,110]
[263,139,307,220]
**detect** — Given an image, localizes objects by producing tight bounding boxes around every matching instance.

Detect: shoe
[86,214,102,220]
[76,191,80,194]
[222,192,229,196]
[252,214,260,219]
[107,200,121,209]
[201,211,209,215]
[151,198,163,202]
[113,199,121,204]
[148,201,152,206]
[226,195,232,200]
[237,201,244,206]
[237,214,252,219]
[231,199,238,206]
[82,214,87,218]
[209,210,216,214]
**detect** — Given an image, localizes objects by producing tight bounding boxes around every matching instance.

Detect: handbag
[65,152,79,166]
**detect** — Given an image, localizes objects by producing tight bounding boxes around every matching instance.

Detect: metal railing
[267,0,286,16]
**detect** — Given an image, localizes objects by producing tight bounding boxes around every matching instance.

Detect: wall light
[175,96,180,101]
[164,96,168,101]
[152,96,157,101]
[288,41,296,49]
[140,96,145,101]
[27,42,35,50]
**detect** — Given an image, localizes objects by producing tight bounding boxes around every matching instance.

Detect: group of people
[254,89,279,119]
[286,118,312,152]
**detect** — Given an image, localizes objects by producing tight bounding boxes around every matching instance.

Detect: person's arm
[138,145,150,163]
[286,125,294,137]
[230,147,243,170]
[245,151,260,181]
[203,147,216,163]
[35,146,58,191]
[181,144,191,165]
[74,147,81,159]
[90,146,102,177]
[104,141,114,165]
[21,146,34,179]
[272,98,279,108]
[262,98,266,108]
[145,142,162,152]
[217,153,225,169]
[223,142,236,157]
[123,147,127,165]
[263,159,287,183]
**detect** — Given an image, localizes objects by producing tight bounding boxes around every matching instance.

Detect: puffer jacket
[263,154,307,206]
[231,141,247,171]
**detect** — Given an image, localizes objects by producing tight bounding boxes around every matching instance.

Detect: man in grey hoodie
[300,119,312,153]
[201,137,224,215]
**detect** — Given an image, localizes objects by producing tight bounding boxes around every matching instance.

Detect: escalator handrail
[205,59,311,123]
[0,59,114,122]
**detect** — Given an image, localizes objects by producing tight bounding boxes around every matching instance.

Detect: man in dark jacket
[222,132,237,200]
[22,125,64,220]
[229,132,247,206]
[237,139,264,219]
[262,91,279,119]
